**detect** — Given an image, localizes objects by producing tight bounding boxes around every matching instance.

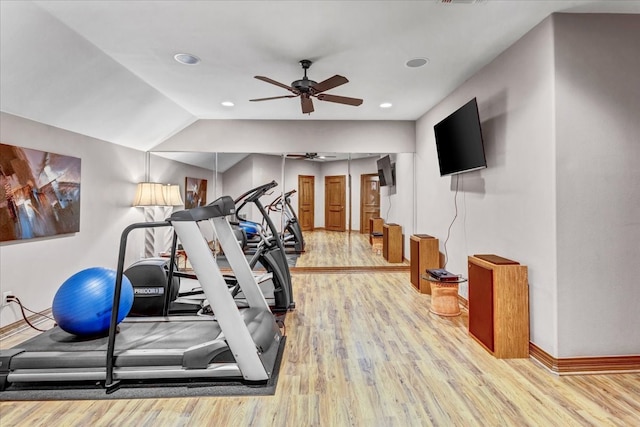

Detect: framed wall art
[184,177,207,209]
[0,143,81,242]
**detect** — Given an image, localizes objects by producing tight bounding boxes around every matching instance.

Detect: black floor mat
[0,337,286,401]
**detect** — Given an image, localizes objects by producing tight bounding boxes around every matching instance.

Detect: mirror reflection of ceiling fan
[286,152,337,160]
[250,60,363,114]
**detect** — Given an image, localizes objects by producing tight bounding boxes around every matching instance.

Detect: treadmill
[0,196,283,394]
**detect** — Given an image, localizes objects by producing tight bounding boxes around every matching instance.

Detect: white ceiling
[1,0,639,155]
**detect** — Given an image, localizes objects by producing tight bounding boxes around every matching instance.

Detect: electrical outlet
[2,291,14,306]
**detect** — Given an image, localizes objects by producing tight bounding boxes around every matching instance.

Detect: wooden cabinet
[410,234,440,294]
[382,223,402,263]
[468,255,529,359]
[369,217,384,244]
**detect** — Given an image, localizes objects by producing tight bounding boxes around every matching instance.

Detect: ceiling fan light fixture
[221,101,234,107]
[380,102,393,109]
[174,53,200,65]
[405,57,429,68]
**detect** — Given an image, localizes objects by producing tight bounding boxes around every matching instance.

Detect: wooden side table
[410,234,440,294]
[468,254,529,358]
[382,223,403,263]
[369,217,384,244]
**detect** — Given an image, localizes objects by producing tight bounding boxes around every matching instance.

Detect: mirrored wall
[153,151,405,268]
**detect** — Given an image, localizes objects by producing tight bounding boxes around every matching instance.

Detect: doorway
[360,173,380,234]
[298,175,315,231]
[324,175,346,231]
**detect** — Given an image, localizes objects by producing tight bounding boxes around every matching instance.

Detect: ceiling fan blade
[316,93,363,106]
[250,95,298,102]
[311,75,348,94]
[301,95,314,114]
[254,76,298,94]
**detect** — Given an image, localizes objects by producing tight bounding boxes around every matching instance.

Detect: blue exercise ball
[52,267,134,336]
[239,220,260,238]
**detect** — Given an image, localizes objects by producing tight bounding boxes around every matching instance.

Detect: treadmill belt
[17,319,223,352]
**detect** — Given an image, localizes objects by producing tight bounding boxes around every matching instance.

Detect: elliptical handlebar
[266,189,297,212]
[234,180,278,205]
[234,180,278,218]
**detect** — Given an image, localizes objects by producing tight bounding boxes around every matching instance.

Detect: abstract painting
[184,177,207,209]
[0,143,81,242]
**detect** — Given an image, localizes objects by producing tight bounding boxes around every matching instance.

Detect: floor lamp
[132,182,167,258]
[161,184,184,254]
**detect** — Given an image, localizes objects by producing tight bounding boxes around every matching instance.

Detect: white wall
[222,155,255,221]
[154,119,415,154]
[553,14,640,357]
[414,17,558,355]
[0,113,213,327]
[379,153,415,257]
[412,13,640,359]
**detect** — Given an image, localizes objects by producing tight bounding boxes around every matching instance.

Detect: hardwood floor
[1,232,639,426]
[294,230,409,268]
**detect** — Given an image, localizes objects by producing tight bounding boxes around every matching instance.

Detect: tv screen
[376,155,394,187]
[434,98,487,177]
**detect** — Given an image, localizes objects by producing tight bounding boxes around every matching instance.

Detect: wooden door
[325,175,346,231]
[360,173,380,233]
[298,175,314,231]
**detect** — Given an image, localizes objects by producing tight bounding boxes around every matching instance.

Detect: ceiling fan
[250,60,363,114]
[286,152,337,160]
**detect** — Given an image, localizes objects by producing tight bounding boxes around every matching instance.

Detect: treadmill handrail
[170,195,236,222]
[106,220,171,391]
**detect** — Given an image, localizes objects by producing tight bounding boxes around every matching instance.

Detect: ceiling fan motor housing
[291,78,318,93]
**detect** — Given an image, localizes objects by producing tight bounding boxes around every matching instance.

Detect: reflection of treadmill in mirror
[266,189,305,254]
[0,196,283,394]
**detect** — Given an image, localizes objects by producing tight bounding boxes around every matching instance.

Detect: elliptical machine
[125,181,295,316]
[231,181,295,312]
[265,189,305,254]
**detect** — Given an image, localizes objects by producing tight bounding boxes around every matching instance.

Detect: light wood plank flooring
[294,230,409,268]
[1,232,639,426]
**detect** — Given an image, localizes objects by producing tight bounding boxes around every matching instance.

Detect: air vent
[438,0,486,4]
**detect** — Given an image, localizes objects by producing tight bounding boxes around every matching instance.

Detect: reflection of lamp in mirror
[163,184,184,207]
[133,182,167,258]
[162,184,184,253]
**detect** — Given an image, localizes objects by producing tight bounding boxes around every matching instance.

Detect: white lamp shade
[163,184,184,206]
[133,182,167,206]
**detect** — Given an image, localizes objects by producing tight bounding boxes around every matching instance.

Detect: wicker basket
[429,282,461,316]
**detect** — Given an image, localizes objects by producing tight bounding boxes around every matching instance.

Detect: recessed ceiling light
[380,102,393,109]
[405,57,429,68]
[174,53,200,65]
[221,101,234,107]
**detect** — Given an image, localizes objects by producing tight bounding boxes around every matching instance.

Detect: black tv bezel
[434,97,487,177]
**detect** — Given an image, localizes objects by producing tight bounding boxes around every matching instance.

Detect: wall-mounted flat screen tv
[434,98,487,176]
[377,155,395,187]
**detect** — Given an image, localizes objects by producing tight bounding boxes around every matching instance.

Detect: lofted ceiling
[1,0,639,156]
